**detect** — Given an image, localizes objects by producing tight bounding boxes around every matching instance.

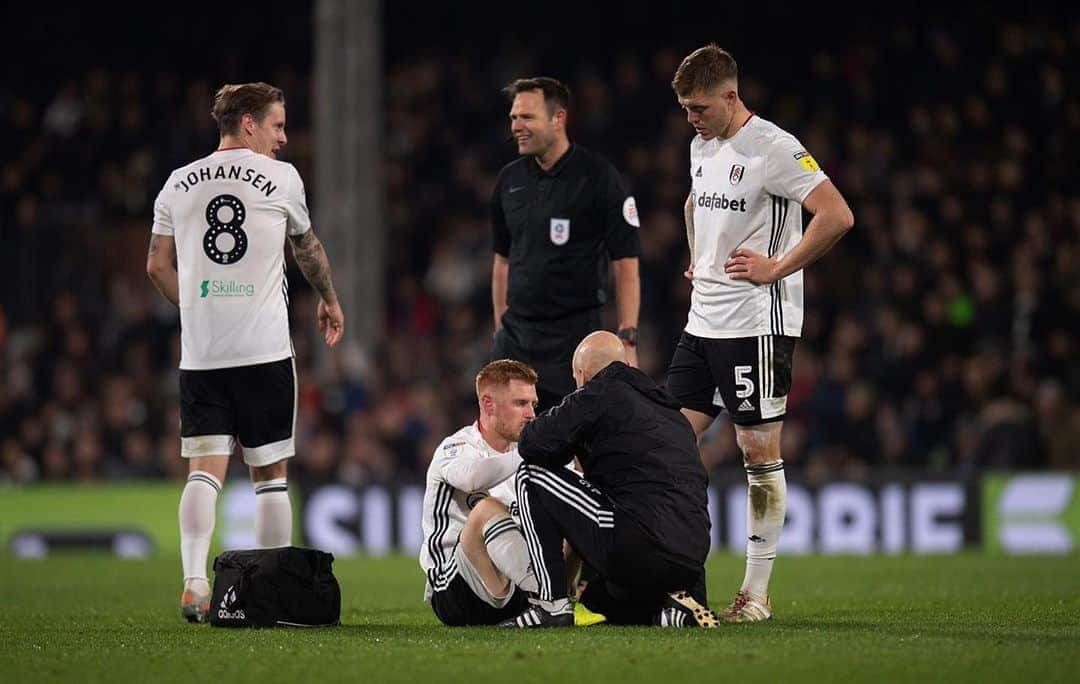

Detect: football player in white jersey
[421,360,540,626]
[665,46,854,622]
[146,83,345,622]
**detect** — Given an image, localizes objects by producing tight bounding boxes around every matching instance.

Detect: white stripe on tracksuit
[516,464,614,601]
[516,469,551,600]
[523,465,614,528]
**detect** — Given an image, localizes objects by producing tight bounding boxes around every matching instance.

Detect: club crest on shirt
[550,218,570,245]
[729,164,745,185]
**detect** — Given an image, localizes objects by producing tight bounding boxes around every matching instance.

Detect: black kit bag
[209,546,341,628]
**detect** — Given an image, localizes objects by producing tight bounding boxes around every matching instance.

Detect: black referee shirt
[491,143,641,322]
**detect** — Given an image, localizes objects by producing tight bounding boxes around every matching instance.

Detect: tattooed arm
[146,233,179,307]
[288,229,345,347]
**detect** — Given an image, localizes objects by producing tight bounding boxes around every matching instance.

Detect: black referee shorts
[667,332,797,426]
[492,311,601,412]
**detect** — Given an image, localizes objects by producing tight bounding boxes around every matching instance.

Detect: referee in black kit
[498,331,716,628]
[491,77,641,411]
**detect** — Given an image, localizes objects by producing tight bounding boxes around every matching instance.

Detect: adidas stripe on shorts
[666,332,796,426]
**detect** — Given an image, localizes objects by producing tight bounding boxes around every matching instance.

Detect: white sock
[482,514,538,593]
[740,460,787,599]
[254,478,292,547]
[180,471,221,585]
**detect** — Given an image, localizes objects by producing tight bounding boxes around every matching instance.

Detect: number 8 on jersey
[203,194,248,264]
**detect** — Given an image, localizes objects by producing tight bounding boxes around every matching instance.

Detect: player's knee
[250,459,288,482]
[735,428,778,464]
[462,497,508,542]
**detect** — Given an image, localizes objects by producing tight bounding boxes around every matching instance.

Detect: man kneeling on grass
[500,332,718,628]
[419,360,540,625]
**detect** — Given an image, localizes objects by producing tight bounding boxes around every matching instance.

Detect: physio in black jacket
[499,331,717,629]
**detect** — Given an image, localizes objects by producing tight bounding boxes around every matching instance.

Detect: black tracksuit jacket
[517,361,711,569]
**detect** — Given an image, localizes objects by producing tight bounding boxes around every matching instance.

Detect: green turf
[1,554,1077,683]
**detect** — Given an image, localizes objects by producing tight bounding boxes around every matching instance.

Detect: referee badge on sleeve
[550,218,570,245]
[622,196,640,227]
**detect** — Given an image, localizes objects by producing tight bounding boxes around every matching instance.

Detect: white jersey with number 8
[151,148,310,370]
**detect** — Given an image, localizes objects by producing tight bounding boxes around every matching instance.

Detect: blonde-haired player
[147,82,344,623]
[667,45,854,622]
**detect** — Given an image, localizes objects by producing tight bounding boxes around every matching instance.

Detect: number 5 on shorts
[734,365,755,399]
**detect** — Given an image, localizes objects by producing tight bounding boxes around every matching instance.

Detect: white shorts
[453,543,518,609]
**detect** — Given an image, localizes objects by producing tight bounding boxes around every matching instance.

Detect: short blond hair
[672,44,738,97]
[211,82,285,136]
[475,359,538,397]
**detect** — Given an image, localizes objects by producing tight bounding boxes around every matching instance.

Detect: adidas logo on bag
[218,585,246,620]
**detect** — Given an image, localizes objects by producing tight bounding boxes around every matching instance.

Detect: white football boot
[719,590,772,623]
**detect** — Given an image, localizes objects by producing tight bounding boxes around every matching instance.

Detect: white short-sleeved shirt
[686,115,828,338]
[151,148,310,370]
[419,423,521,601]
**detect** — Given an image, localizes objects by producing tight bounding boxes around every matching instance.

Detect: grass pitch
[1,553,1077,683]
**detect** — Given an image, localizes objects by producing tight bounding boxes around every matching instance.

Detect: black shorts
[666,332,796,426]
[179,357,296,466]
[430,573,530,627]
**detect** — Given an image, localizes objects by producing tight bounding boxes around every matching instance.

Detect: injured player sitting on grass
[419,359,541,626]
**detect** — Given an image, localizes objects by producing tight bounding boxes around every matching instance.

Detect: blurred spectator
[2,13,1078,485]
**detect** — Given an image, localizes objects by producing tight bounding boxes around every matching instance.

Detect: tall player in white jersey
[421,360,540,626]
[665,46,854,622]
[146,83,345,623]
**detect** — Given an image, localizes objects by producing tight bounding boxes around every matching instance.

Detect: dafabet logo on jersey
[199,279,255,298]
[793,150,821,173]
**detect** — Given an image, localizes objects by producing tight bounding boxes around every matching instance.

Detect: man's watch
[616,327,638,347]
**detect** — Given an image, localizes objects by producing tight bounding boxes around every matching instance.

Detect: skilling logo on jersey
[199,279,255,298]
[729,164,745,185]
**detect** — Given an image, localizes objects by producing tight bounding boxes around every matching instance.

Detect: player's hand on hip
[725,248,779,284]
[684,261,694,280]
[318,299,345,347]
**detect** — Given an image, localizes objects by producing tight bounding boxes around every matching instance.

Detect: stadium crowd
[2,16,1078,486]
